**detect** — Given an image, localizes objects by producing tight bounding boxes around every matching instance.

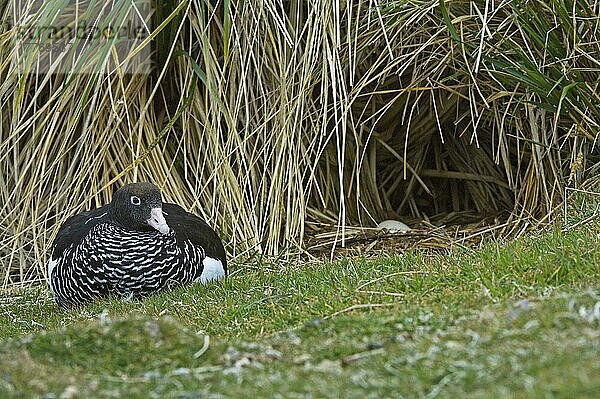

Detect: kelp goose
[48,182,227,308]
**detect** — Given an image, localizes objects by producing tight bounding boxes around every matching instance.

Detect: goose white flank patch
[47,182,227,308]
[198,257,226,283]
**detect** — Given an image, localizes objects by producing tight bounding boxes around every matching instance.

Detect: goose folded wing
[162,203,227,269]
[51,204,111,259]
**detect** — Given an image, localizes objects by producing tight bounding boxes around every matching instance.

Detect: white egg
[376,219,411,233]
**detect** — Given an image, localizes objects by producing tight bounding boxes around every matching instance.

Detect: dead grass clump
[0,0,599,286]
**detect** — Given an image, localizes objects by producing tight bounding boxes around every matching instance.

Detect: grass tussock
[0,0,599,285]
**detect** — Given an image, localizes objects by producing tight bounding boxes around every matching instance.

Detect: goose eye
[130,196,141,205]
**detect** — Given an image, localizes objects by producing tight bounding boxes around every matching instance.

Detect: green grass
[1,223,600,398]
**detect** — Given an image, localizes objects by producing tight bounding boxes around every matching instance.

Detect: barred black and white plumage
[48,182,227,308]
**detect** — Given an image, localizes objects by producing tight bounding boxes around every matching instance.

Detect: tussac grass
[3,0,600,285]
[1,223,599,397]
